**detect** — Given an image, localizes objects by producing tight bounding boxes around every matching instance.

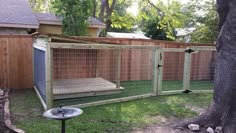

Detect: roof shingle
[0,0,104,29]
[0,0,39,28]
[35,13,105,28]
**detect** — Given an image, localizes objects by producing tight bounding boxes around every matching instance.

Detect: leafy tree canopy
[137,0,190,40]
[188,0,217,43]
[109,0,135,33]
[52,0,92,36]
[29,0,52,12]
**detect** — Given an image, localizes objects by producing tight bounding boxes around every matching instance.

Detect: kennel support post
[157,50,163,95]
[182,48,192,92]
[46,42,53,110]
[152,48,160,96]
[116,48,121,89]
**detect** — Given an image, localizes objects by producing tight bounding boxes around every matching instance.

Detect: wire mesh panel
[34,47,46,103]
[160,50,185,94]
[50,44,157,107]
[190,50,216,91]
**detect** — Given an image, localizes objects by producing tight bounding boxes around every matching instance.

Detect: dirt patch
[131,106,206,133]
[185,105,205,115]
[131,116,195,133]
[131,126,194,133]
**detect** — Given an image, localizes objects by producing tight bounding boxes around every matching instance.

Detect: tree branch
[146,0,164,17]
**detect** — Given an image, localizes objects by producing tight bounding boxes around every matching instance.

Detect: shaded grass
[10,89,212,133]
[55,80,213,106]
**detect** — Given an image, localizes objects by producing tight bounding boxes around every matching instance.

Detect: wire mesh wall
[33,47,47,105]
[49,43,159,108]
[158,48,186,95]
[189,47,216,93]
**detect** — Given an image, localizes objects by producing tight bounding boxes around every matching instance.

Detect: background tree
[98,0,117,35]
[29,0,52,12]
[137,0,191,40]
[52,0,92,36]
[109,0,135,33]
[92,0,135,36]
[176,0,236,132]
[188,0,218,43]
[141,17,176,40]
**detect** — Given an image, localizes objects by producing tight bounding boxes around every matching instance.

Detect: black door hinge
[182,89,192,94]
[185,49,195,53]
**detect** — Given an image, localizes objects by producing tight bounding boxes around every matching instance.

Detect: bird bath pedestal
[43,106,83,133]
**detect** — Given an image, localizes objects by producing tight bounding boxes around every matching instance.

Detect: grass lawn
[10,89,212,133]
[54,80,213,106]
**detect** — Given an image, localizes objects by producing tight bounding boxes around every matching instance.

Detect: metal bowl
[43,107,83,120]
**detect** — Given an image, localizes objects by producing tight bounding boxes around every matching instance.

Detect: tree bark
[176,0,236,132]
[105,0,116,33]
[99,0,106,22]
[92,0,97,18]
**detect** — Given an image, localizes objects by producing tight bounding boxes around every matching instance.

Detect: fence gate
[158,46,216,95]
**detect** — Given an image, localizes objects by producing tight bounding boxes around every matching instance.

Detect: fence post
[183,48,192,91]
[46,42,53,110]
[153,48,160,96]
[116,48,121,89]
[157,51,163,95]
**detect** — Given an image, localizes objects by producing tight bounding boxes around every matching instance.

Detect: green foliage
[110,11,135,32]
[29,0,52,12]
[188,0,217,43]
[142,18,176,40]
[138,0,189,40]
[109,0,135,32]
[52,0,92,36]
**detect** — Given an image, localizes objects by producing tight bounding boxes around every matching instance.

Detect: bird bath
[43,106,83,133]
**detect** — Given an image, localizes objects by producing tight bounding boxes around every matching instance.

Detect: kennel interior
[33,37,160,110]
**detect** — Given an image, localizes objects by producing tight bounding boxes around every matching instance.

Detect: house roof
[0,0,39,28]
[35,13,105,28]
[0,0,105,29]
[35,13,61,25]
[107,32,150,39]
[87,17,105,28]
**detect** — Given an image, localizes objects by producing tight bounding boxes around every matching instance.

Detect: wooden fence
[0,35,33,89]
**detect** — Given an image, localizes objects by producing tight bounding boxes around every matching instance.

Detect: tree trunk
[92,0,97,18]
[99,0,106,22]
[176,0,236,132]
[104,0,116,34]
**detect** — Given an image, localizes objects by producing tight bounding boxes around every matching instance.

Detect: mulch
[0,89,11,133]
[0,89,24,133]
